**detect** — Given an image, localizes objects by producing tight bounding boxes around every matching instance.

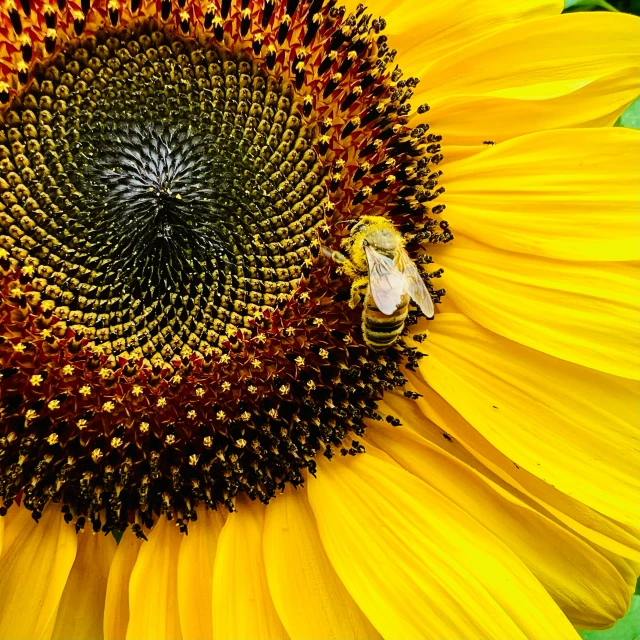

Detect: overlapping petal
[308,450,579,639]
[412,12,640,151]
[345,0,561,74]
[399,372,640,568]
[104,530,143,640]
[263,484,381,639]
[127,517,182,640]
[429,67,640,150]
[414,12,640,100]
[367,418,633,628]
[415,314,640,529]
[441,127,640,260]
[213,500,289,640]
[51,529,116,640]
[177,508,225,640]
[0,506,77,640]
[430,236,640,378]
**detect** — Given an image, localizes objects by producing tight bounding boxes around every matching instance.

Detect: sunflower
[0,0,638,638]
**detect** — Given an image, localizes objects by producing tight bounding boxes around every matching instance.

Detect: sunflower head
[0,0,449,534]
[0,2,638,640]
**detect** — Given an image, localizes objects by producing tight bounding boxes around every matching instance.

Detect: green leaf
[564,0,620,10]
[579,596,640,640]
[615,96,640,129]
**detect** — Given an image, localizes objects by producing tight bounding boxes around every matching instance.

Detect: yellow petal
[127,518,182,640]
[213,499,289,640]
[418,314,640,529]
[0,506,77,640]
[347,0,561,77]
[367,419,633,629]
[307,451,579,639]
[442,127,640,261]
[398,377,640,609]
[416,12,640,102]
[104,530,143,640]
[440,144,488,165]
[430,236,640,379]
[177,508,225,640]
[402,370,640,565]
[51,530,116,640]
[263,485,381,640]
[40,605,61,640]
[429,67,640,147]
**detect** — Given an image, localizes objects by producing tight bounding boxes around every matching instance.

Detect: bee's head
[353,216,397,238]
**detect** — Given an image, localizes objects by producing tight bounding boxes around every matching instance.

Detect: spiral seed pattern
[0,1,449,535]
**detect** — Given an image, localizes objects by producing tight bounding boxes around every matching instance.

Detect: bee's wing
[395,248,435,319]
[364,244,405,315]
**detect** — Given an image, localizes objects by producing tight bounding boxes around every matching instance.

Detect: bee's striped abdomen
[362,292,410,349]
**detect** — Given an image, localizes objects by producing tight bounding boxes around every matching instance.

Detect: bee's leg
[320,247,348,264]
[349,276,369,308]
[335,251,350,264]
[340,236,351,250]
[321,248,360,280]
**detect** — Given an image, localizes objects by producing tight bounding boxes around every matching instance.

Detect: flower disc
[0,2,448,534]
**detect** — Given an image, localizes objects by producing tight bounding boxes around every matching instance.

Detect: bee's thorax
[364,228,403,257]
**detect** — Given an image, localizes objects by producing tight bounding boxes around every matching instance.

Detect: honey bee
[325,215,434,349]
